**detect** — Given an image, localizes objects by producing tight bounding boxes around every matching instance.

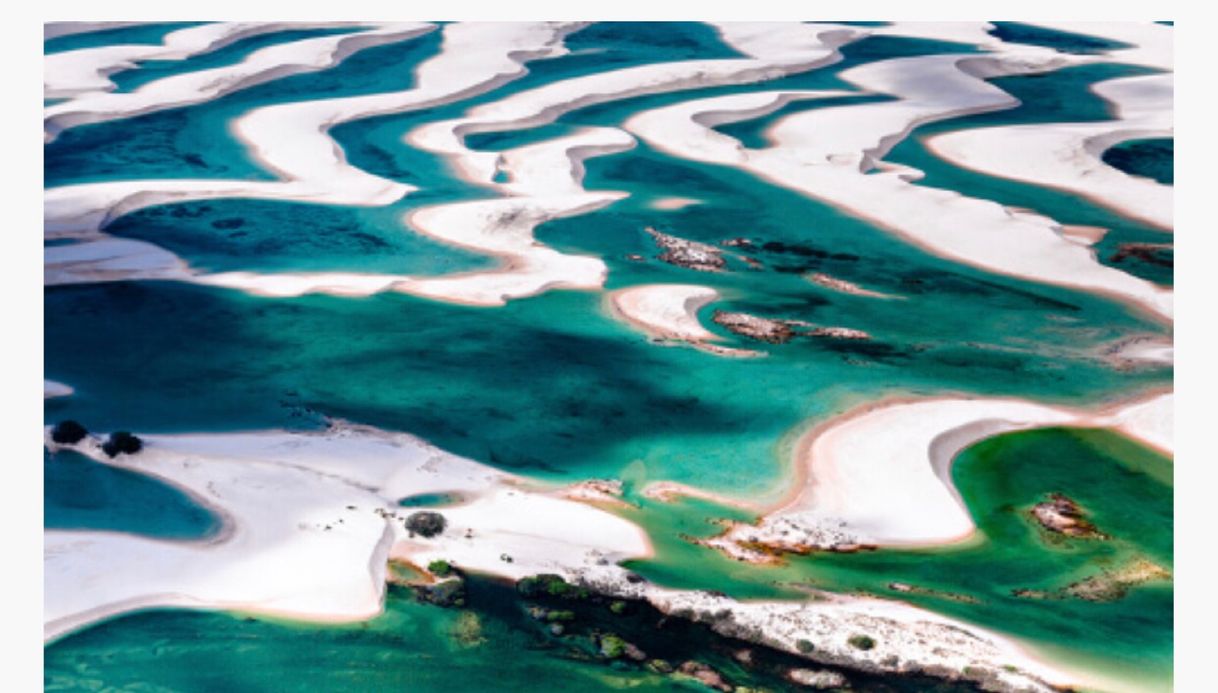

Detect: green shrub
[600,634,627,659]
[796,639,815,654]
[427,560,453,577]
[848,634,876,651]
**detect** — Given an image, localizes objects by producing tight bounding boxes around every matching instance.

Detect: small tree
[405,511,446,538]
[102,431,142,458]
[51,420,88,445]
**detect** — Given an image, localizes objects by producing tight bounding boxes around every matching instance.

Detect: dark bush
[101,431,142,458]
[848,634,876,651]
[405,511,446,538]
[51,420,88,444]
[415,577,465,608]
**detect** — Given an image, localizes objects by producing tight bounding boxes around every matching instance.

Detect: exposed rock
[1014,558,1172,603]
[561,479,631,507]
[788,668,848,689]
[697,514,875,564]
[721,237,754,248]
[887,582,979,604]
[646,227,726,272]
[1030,494,1104,539]
[677,660,733,692]
[712,310,797,344]
[568,567,1062,693]
[101,431,142,458]
[405,511,447,538]
[1110,242,1172,268]
[807,327,872,340]
[805,272,897,300]
[51,420,88,445]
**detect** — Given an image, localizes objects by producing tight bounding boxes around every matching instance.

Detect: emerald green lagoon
[44,21,1173,691]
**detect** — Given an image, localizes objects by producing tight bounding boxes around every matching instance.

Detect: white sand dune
[623,50,1172,321]
[45,23,576,240]
[607,284,722,344]
[44,22,372,100]
[703,391,1172,555]
[43,423,651,642]
[46,23,633,305]
[44,22,145,41]
[406,23,864,187]
[1026,21,1172,71]
[927,73,1172,230]
[44,23,430,139]
[917,21,1175,229]
[45,236,190,285]
[924,23,1172,229]
[43,380,74,399]
[194,127,634,304]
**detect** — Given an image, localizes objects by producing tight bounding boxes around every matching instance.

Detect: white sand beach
[44,423,651,642]
[699,391,1173,558]
[43,380,74,399]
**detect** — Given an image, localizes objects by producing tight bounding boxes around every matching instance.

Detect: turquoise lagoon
[44,21,1173,691]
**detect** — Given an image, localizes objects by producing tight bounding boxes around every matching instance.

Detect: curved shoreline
[45,23,429,139]
[43,421,1083,692]
[44,22,370,100]
[925,72,1173,231]
[622,50,1173,322]
[695,388,1173,559]
[43,422,654,643]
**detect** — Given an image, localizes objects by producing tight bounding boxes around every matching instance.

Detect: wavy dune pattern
[44,21,1173,693]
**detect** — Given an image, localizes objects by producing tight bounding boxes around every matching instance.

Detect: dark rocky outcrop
[405,511,447,538]
[415,577,466,608]
[677,660,733,692]
[646,227,726,272]
[711,310,797,344]
[1031,493,1105,539]
[50,420,88,445]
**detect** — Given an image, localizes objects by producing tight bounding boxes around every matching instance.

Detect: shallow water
[44,448,220,539]
[623,427,1173,690]
[44,20,1173,690]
